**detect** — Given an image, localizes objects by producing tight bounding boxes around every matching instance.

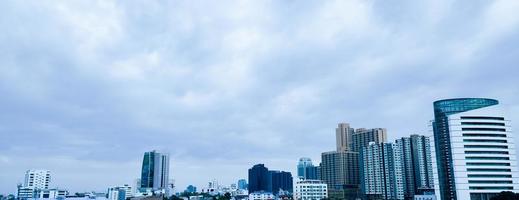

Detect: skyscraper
[140,150,170,191]
[432,98,519,200]
[24,170,51,189]
[360,142,405,200]
[269,171,293,194]
[352,128,387,153]
[248,164,270,193]
[321,151,359,199]
[297,157,319,180]
[336,123,354,151]
[395,135,434,199]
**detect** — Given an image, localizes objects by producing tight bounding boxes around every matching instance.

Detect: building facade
[238,179,248,190]
[140,150,170,191]
[294,179,328,200]
[395,135,434,199]
[360,142,405,200]
[249,192,274,200]
[352,128,387,153]
[432,98,519,200]
[320,151,359,199]
[270,171,293,194]
[249,164,270,193]
[336,123,354,151]
[24,170,51,189]
[297,157,319,180]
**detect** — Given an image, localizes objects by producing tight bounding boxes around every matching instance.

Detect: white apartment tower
[24,170,51,189]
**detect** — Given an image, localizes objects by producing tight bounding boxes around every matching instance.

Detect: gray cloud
[1,0,519,194]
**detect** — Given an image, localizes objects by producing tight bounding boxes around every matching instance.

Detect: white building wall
[448,105,519,199]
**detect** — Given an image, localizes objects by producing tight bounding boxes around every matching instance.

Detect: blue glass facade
[432,98,498,200]
[238,179,248,190]
[270,171,293,194]
[140,152,155,189]
[248,164,270,193]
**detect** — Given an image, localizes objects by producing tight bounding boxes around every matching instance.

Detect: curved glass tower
[432,98,518,200]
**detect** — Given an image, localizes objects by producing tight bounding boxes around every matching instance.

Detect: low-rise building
[249,192,274,200]
[293,180,327,200]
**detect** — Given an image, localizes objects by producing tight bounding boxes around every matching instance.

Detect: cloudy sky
[2,0,519,195]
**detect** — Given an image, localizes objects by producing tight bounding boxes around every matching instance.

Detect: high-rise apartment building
[395,135,434,199]
[432,98,519,200]
[248,164,270,193]
[248,164,293,195]
[24,170,51,189]
[336,123,354,151]
[352,128,387,153]
[297,157,319,180]
[140,150,170,191]
[320,123,389,199]
[321,151,359,199]
[270,171,293,194]
[360,142,405,200]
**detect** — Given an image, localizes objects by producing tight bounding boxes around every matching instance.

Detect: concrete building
[108,185,132,200]
[395,135,435,199]
[352,128,387,153]
[249,192,274,200]
[140,150,170,192]
[320,151,359,200]
[248,164,270,193]
[293,179,328,200]
[360,142,405,200]
[34,189,68,199]
[24,170,51,189]
[336,123,354,151]
[432,98,519,200]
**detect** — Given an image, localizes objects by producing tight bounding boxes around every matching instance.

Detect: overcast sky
[2,0,519,195]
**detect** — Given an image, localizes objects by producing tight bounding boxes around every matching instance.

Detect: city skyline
[2,0,519,197]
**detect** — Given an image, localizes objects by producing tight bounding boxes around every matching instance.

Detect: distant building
[414,194,436,200]
[185,185,197,193]
[293,179,327,200]
[432,98,519,200]
[237,179,248,190]
[351,128,387,153]
[269,171,293,194]
[34,188,68,199]
[248,164,270,193]
[360,142,404,200]
[297,158,319,180]
[17,170,53,200]
[24,170,51,189]
[248,192,274,200]
[108,185,132,200]
[320,151,359,200]
[395,135,434,199]
[140,150,170,192]
[336,123,354,151]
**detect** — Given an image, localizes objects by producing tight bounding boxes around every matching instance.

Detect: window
[461,122,505,126]
[465,151,509,155]
[461,116,504,120]
[462,128,506,132]
[466,162,510,166]
[467,168,511,172]
[463,139,507,143]
[463,133,507,137]
[464,145,508,149]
